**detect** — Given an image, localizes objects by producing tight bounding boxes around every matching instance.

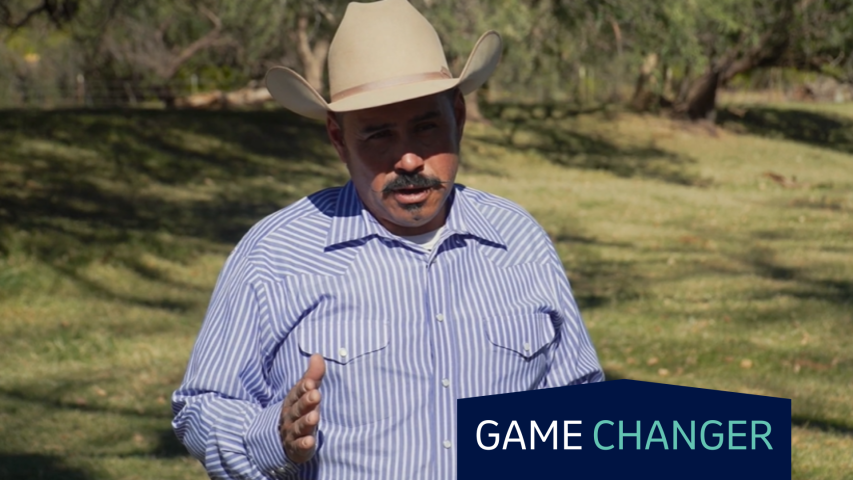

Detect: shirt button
[523,342,531,352]
[442,378,450,388]
[436,313,445,322]
[443,440,452,449]
[339,347,348,358]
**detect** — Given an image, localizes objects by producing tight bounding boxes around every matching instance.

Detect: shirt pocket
[486,312,556,359]
[483,312,555,392]
[296,319,389,365]
[296,320,391,426]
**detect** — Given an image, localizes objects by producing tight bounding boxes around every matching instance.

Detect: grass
[1,102,851,479]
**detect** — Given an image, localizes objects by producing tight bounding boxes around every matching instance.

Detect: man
[172,1,603,479]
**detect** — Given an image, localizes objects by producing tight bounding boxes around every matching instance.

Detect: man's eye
[416,123,438,132]
[367,130,392,141]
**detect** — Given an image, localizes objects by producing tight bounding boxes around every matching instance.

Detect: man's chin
[400,201,427,213]
[384,204,442,229]
[391,206,432,224]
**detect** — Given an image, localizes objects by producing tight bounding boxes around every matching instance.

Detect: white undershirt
[401,226,444,252]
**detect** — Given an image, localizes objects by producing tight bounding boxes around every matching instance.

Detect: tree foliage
[1,0,851,113]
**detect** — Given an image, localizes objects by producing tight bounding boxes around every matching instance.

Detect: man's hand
[279,354,326,464]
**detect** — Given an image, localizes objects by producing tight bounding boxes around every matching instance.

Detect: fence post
[76,73,86,107]
[124,82,137,106]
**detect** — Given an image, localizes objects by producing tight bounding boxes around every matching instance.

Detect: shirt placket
[426,244,458,480]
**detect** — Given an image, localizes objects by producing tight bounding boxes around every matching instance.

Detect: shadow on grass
[0,108,347,291]
[0,454,92,480]
[569,255,642,310]
[52,264,199,313]
[741,246,853,308]
[602,369,628,381]
[548,226,644,310]
[0,388,193,461]
[155,428,190,458]
[0,387,173,420]
[717,106,853,155]
[481,102,707,186]
[0,106,692,312]
[792,414,853,437]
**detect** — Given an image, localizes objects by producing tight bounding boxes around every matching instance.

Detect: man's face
[327,90,466,236]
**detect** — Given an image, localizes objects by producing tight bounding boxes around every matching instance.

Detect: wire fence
[2,68,852,110]
[0,69,281,109]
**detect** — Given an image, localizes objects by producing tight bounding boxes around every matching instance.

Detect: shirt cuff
[245,399,298,479]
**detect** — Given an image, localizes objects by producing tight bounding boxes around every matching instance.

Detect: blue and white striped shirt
[172,181,603,480]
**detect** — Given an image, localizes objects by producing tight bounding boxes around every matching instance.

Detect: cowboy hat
[265,0,502,120]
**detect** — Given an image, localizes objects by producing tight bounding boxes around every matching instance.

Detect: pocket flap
[486,313,555,358]
[297,320,389,365]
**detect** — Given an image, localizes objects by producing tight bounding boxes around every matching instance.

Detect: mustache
[381,173,446,194]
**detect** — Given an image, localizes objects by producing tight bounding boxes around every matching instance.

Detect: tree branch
[609,18,622,57]
[311,0,337,24]
[2,0,50,30]
[161,6,224,79]
[1,0,79,31]
[295,15,314,67]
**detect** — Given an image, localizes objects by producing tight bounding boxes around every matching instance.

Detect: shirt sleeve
[543,257,605,387]
[171,253,296,480]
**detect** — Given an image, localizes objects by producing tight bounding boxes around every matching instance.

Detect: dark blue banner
[457,380,791,479]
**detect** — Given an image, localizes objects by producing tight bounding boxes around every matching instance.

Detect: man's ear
[326,112,347,164]
[452,89,467,145]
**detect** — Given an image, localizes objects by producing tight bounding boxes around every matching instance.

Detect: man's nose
[394,151,425,173]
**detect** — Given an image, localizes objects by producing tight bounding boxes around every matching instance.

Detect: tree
[102,3,235,105]
[0,0,79,31]
[670,0,796,119]
[4,0,852,115]
[541,0,853,119]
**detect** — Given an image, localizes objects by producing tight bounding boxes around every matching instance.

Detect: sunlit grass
[1,104,851,479]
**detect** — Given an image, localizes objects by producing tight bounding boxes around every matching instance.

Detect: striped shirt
[172,181,603,480]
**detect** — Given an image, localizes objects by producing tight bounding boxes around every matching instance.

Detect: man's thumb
[303,353,326,384]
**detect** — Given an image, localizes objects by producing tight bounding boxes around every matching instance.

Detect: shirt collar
[325,181,380,248]
[324,181,505,249]
[442,185,505,247]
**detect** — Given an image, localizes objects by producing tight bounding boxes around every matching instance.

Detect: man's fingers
[291,410,320,437]
[302,354,326,385]
[283,355,325,410]
[284,433,317,464]
[290,434,316,452]
[279,355,325,464]
[288,388,321,420]
[282,379,306,409]
[284,355,326,410]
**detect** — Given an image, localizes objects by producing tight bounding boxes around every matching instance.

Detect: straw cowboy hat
[265,0,502,120]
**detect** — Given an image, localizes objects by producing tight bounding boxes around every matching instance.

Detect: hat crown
[328,0,450,98]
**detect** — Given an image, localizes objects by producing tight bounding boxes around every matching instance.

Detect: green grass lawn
[1,102,851,479]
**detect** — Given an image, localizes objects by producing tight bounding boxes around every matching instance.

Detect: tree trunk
[630,53,659,111]
[296,15,330,93]
[450,55,485,123]
[673,2,793,121]
[677,69,719,120]
[676,30,787,121]
[464,91,484,123]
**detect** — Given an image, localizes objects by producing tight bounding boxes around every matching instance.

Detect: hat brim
[265,31,502,121]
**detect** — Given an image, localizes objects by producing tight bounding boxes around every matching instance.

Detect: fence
[0,72,268,109]
[2,68,850,110]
